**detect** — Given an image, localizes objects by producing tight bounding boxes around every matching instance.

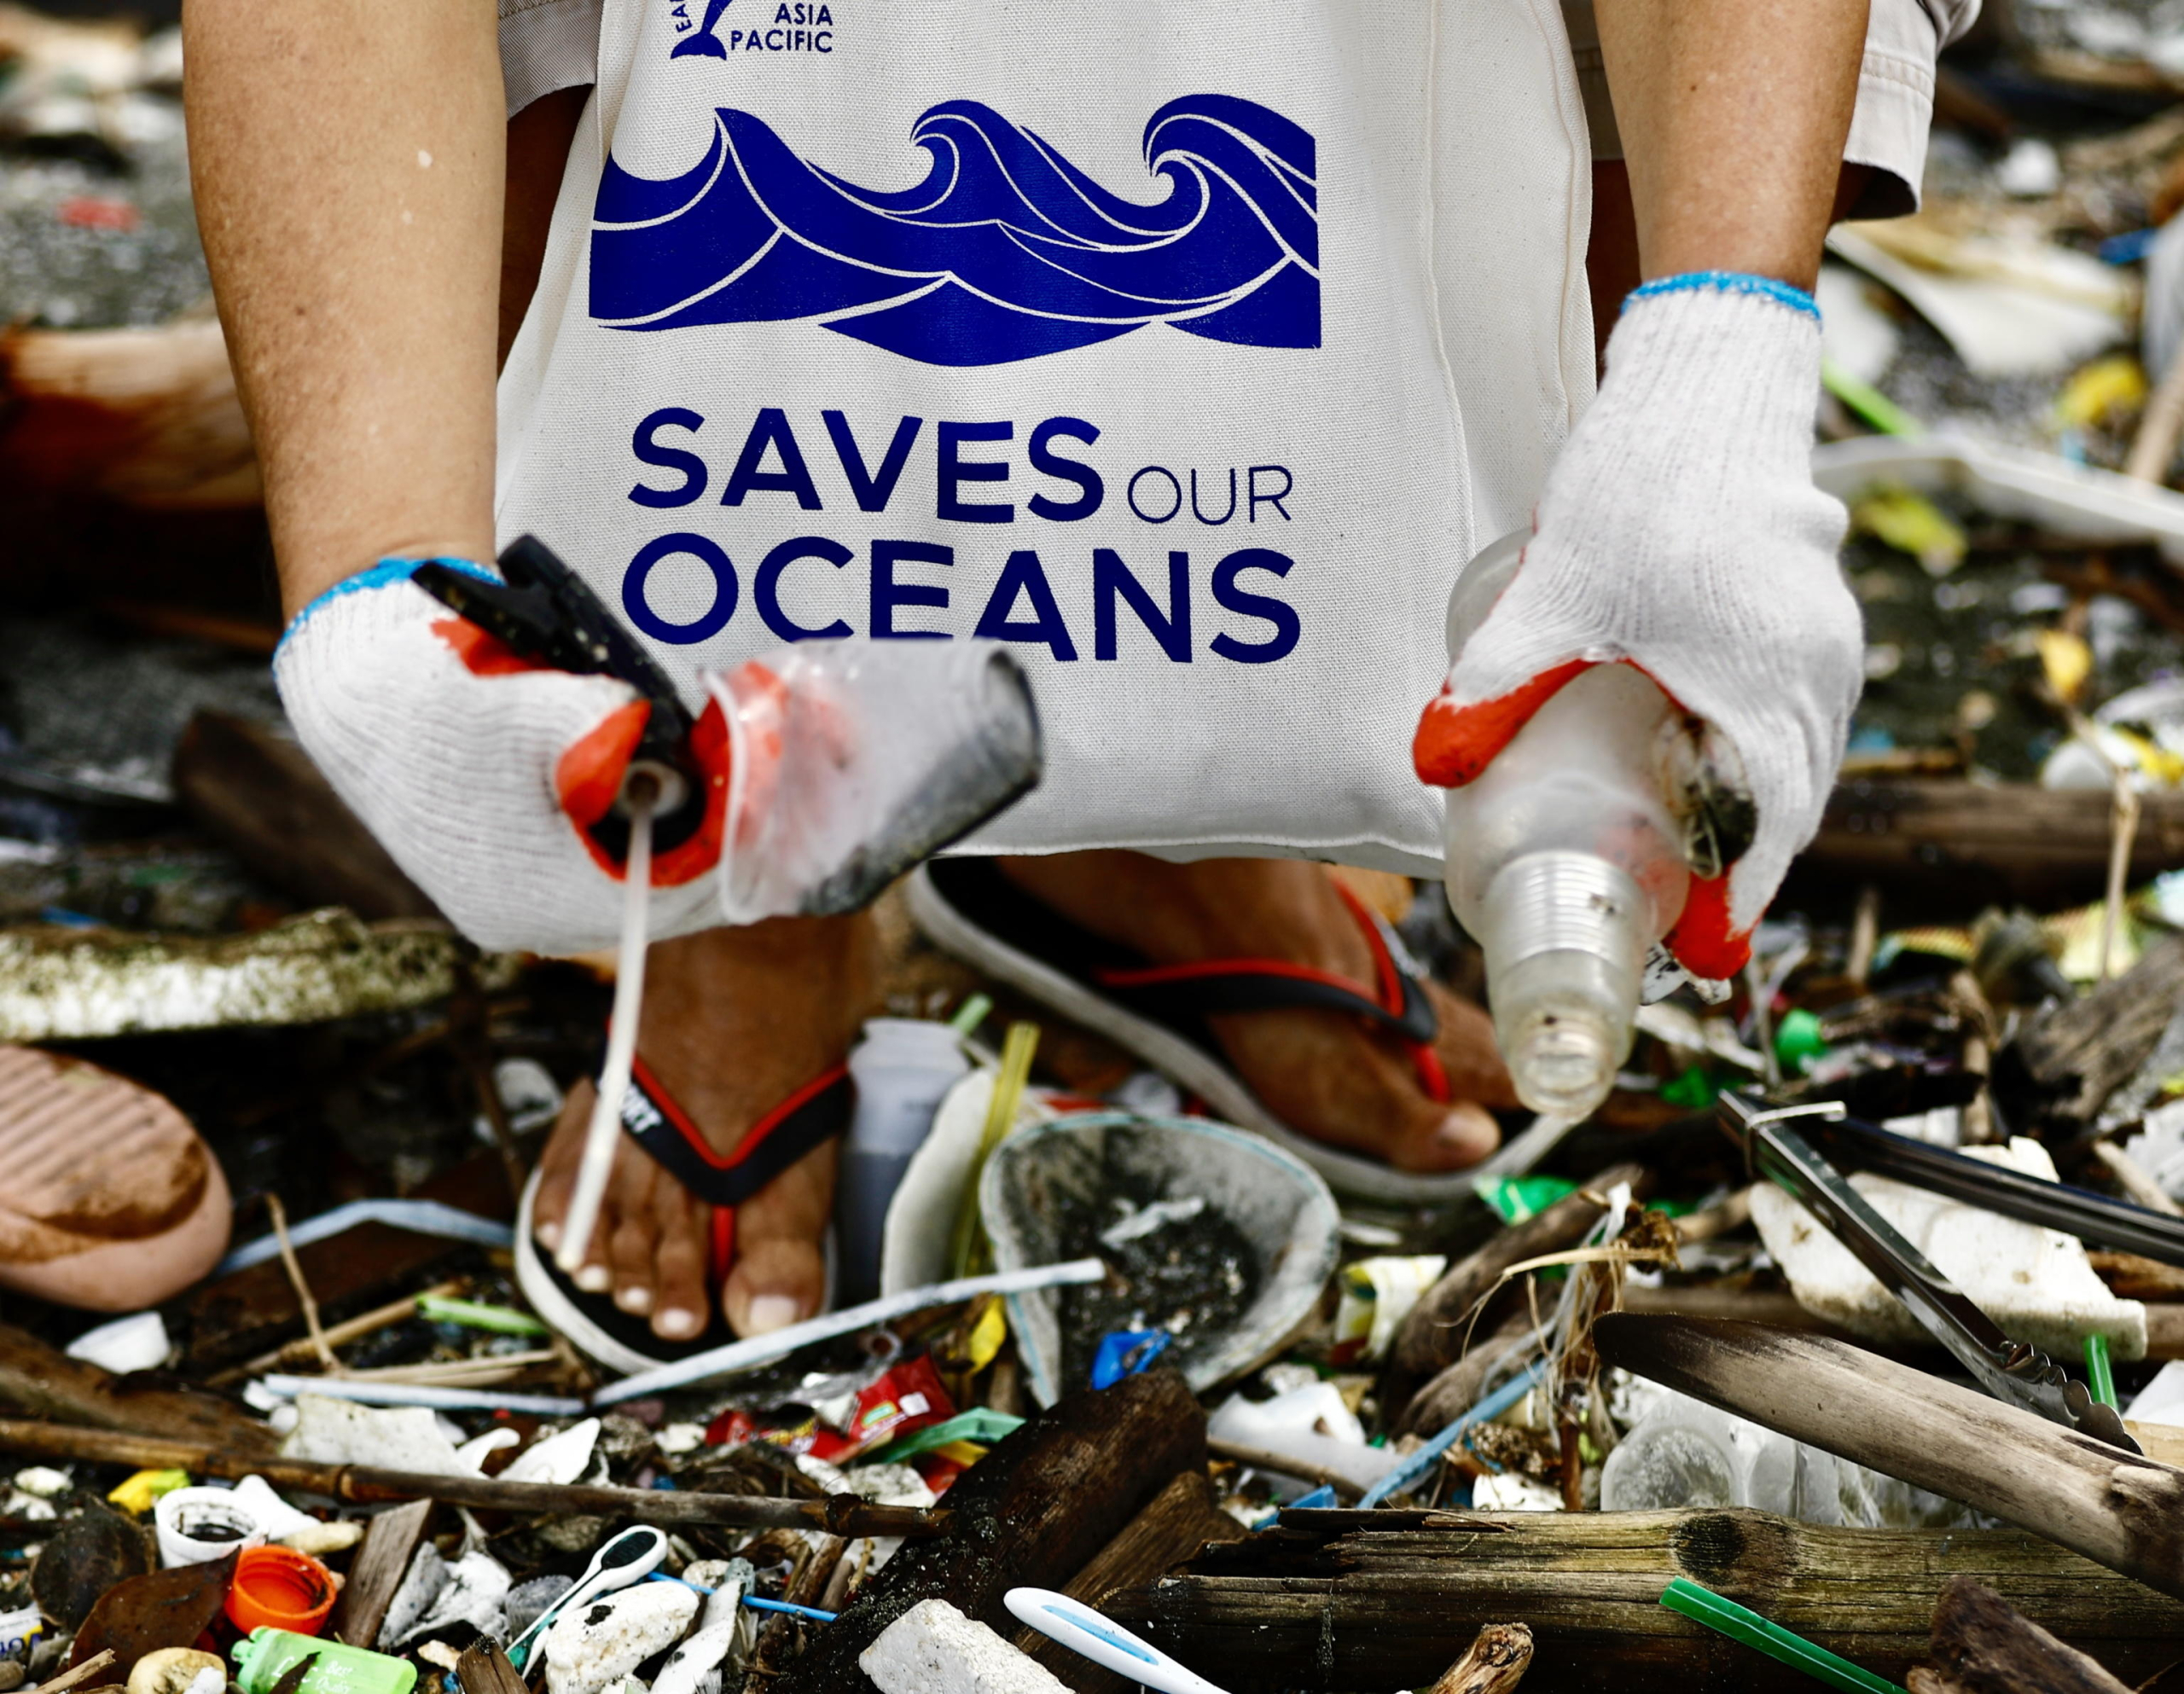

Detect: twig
[1205,1438,1365,1502]
[264,1193,336,1374]
[2094,1141,2184,1218]
[0,1418,946,1539]
[2104,775,2143,983]
[333,1349,560,1386]
[2129,337,2184,485]
[1427,1622,1533,1694]
[35,1650,117,1694]
[209,1279,467,1388]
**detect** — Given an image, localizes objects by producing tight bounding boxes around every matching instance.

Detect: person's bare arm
[185,0,505,615]
[1594,0,1870,291]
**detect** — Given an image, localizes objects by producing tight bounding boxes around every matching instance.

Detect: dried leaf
[70,1552,238,1676]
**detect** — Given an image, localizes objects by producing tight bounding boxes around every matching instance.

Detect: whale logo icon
[588,95,1320,366]
[670,0,735,58]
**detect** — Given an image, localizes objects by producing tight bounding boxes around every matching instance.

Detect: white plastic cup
[154,1486,266,1567]
[838,1019,972,1304]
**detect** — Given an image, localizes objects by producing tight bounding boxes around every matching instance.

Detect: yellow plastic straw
[950,1021,1040,1278]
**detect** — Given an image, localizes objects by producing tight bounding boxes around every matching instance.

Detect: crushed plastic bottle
[1602,1380,1986,1529]
[1441,532,1696,1117]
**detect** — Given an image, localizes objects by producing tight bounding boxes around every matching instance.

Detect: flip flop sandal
[906,858,1482,1204]
[516,1056,851,1374]
[0,1045,231,1311]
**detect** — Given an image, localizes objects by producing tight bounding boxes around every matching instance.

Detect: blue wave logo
[589,96,1319,365]
[670,0,736,59]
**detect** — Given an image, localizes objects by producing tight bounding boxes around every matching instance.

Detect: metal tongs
[1718,1093,2170,1454]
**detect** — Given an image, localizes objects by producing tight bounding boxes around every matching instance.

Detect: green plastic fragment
[948,994,994,1036]
[1774,1007,1829,1074]
[869,1407,1025,1463]
[1660,1578,1905,1694]
[2085,1333,2117,1411]
[1821,356,1925,439]
[1660,1066,1718,1110]
[416,1296,549,1337]
[1474,1175,1577,1225]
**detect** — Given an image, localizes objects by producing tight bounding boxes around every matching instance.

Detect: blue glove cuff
[1624,270,1819,322]
[276,554,499,659]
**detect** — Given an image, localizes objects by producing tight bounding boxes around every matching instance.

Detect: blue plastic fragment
[1090,1328,1174,1389]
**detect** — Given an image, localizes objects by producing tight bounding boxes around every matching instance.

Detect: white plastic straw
[259,1376,590,1416]
[592,1257,1109,1404]
[557,784,657,1273]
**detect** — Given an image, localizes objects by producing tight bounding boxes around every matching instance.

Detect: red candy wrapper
[704,1354,954,1465]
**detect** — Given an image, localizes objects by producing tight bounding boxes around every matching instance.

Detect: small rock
[127,1647,224,1694]
[0,1659,24,1691]
[542,1583,698,1694]
[507,1575,576,1641]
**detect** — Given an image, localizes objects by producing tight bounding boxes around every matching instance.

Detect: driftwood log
[2009,935,2184,1122]
[1593,1315,2184,1599]
[0,1321,272,1452]
[1809,780,2184,906]
[774,1367,1206,1694]
[1014,1469,1246,1694]
[1908,1576,2135,1694]
[1101,1509,2184,1693]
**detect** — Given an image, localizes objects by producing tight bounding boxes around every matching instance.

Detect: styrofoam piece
[279,1395,483,1476]
[65,1310,169,1374]
[981,1112,1341,1407]
[651,1564,752,1694]
[861,1598,1071,1694]
[1811,433,2184,565]
[2124,1359,2184,1428]
[1827,223,2130,376]
[543,1582,699,1694]
[1750,1137,2147,1359]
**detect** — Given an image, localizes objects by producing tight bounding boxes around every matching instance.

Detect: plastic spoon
[1004,1589,1229,1694]
[507,1524,670,1670]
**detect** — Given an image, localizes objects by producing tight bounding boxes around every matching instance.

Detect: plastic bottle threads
[226,1546,337,1638]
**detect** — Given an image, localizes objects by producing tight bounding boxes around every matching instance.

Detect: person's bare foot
[530,913,876,1342]
[1000,853,1517,1172]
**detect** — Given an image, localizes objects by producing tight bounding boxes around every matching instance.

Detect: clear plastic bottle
[1442,532,1693,1117]
[837,1019,971,1304]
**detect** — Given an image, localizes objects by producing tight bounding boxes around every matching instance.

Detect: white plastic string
[556,778,657,1273]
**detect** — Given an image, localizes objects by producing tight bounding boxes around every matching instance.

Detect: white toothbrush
[1003,1588,1231,1694]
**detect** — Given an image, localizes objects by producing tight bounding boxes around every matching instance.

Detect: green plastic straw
[949,994,994,1036]
[1821,355,1925,438]
[416,1295,549,1337]
[1659,1579,1906,1694]
[2085,1333,2118,1411]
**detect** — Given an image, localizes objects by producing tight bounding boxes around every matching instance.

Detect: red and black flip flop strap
[619,1056,852,1212]
[1090,897,1450,1104]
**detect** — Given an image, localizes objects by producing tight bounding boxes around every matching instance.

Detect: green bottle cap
[1774,1008,1827,1073]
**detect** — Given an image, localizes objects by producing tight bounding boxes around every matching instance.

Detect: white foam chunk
[1751,1136,2146,1360]
[858,1599,1071,1694]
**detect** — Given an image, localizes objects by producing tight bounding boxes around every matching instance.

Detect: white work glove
[1414,274,1862,978]
[276,560,728,955]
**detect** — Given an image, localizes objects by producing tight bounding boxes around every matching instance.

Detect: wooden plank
[328,1499,433,1649]
[1014,1470,1246,1694]
[1593,1315,2184,1599]
[2012,937,2184,1123]
[452,1641,528,1694]
[1101,1510,2184,1693]
[773,1368,1206,1694]
[1920,1576,2134,1694]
